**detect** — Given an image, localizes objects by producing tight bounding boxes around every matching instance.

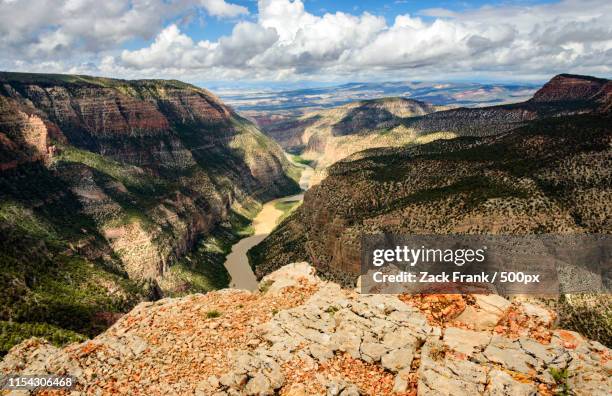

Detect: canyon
[224,157,314,290]
[250,74,612,346]
[0,72,300,353]
[1,72,611,394]
[260,97,451,172]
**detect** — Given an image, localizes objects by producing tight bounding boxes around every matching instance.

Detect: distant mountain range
[257,74,611,174]
[219,80,539,115]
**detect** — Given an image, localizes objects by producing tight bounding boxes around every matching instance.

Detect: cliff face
[0,73,297,197]
[0,72,299,346]
[530,74,609,103]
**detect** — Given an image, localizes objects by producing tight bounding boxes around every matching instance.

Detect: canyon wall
[0,72,299,345]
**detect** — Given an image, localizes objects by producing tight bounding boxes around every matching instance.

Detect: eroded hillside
[250,75,612,345]
[0,72,300,354]
[262,97,451,170]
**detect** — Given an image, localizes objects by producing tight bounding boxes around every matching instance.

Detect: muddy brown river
[223,160,313,290]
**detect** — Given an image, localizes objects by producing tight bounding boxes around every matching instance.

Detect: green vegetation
[557,294,611,347]
[0,321,88,357]
[0,71,197,93]
[274,200,301,225]
[549,367,572,396]
[366,175,529,221]
[205,310,222,319]
[0,163,145,349]
[325,306,340,316]
[290,154,314,167]
[285,162,303,185]
[259,279,274,294]
[0,166,146,336]
[56,146,164,193]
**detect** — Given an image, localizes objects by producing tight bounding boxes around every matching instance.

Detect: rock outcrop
[530,74,609,103]
[2,263,610,395]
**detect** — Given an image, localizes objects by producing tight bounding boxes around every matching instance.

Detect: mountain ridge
[259,74,610,176]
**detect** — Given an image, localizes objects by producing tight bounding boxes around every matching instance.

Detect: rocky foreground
[2,263,610,395]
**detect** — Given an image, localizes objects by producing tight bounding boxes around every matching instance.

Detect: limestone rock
[456,295,509,330]
[519,302,555,327]
[418,341,487,395]
[381,348,414,373]
[393,368,411,393]
[443,327,491,357]
[484,369,536,396]
[244,373,272,396]
[259,262,319,294]
[482,336,539,374]
[2,263,611,396]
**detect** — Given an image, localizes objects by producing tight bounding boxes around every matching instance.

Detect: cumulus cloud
[120,22,277,70]
[0,0,248,61]
[2,0,612,81]
[200,0,248,18]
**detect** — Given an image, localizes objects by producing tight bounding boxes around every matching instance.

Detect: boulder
[259,262,319,294]
[456,294,511,330]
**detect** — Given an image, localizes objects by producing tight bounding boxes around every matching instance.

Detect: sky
[1,0,611,88]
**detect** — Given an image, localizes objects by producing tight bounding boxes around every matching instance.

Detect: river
[223,159,314,290]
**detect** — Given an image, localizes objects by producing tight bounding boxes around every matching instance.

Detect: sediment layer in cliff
[0,72,300,350]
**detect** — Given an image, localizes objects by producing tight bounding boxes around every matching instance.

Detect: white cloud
[2,0,612,82]
[200,0,248,18]
[0,0,248,61]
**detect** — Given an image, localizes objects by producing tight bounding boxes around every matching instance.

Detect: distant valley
[219,80,538,118]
